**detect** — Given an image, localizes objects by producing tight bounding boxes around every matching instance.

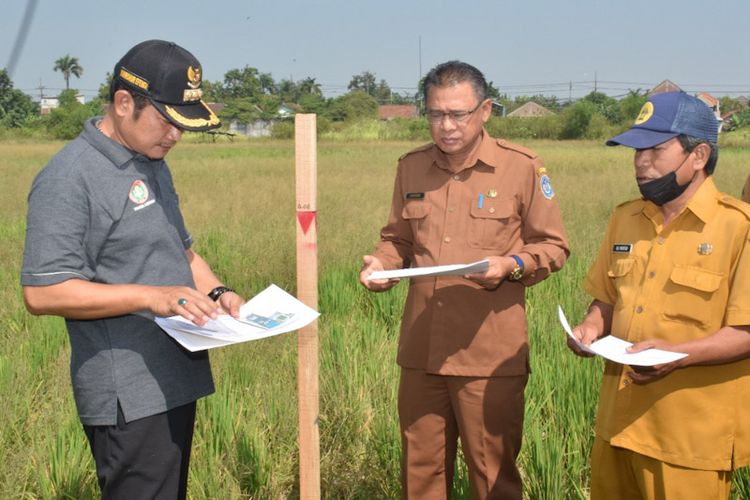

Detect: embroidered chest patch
[129,180,150,205]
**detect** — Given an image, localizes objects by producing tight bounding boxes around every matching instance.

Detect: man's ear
[112,89,133,118]
[480,98,492,123]
[691,142,711,171]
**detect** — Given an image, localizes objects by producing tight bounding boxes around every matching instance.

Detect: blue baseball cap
[606,91,718,149]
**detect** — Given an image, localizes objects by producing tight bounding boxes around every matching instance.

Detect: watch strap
[208,286,234,301]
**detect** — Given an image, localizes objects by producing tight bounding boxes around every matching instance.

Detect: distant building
[226,104,296,137]
[507,101,554,118]
[40,94,85,114]
[491,101,506,117]
[648,79,682,96]
[378,104,418,120]
[696,92,722,124]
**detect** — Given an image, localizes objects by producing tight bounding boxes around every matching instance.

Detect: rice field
[1,135,749,498]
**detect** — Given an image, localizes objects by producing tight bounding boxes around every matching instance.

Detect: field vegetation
[1,134,750,498]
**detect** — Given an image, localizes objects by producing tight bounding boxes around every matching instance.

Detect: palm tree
[299,77,322,97]
[53,55,83,89]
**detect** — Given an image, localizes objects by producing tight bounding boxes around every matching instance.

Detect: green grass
[1,136,750,498]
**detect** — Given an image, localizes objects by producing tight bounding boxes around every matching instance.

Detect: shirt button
[453,175,460,181]
[648,271,656,279]
[489,207,496,214]
[623,378,631,387]
[448,207,455,213]
[444,236,451,243]
[436,300,444,307]
[657,237,665,245]
[636,305,644,313]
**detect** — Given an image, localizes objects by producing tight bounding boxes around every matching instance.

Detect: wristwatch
[508,255,524,281]
[208,285,234,301]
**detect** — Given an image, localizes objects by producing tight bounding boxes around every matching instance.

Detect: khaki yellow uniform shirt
[374,131,569,377]
[584,178,750,470]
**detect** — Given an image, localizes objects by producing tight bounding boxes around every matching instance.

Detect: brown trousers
[398,368,527,500]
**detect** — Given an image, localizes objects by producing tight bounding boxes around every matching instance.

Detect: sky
[3,0,750,103]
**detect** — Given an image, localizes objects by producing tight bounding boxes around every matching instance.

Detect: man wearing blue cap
[567,91,750,499]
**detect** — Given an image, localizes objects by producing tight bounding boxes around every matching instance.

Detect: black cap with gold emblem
[112,40,220,131]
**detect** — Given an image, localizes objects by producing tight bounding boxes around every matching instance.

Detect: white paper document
[366,259,490,281]
[557,305,688,366]
[156,284,319,352]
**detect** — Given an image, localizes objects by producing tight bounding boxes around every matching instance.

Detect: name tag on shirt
[612,244,632,253]
[406,192,425,200]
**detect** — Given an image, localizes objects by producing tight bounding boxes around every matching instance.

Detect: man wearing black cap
[567,91,750,499]
[21,40,242,499]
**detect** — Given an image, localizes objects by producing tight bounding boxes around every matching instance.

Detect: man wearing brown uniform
[359,61,569,499]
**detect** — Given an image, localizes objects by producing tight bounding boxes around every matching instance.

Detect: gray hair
[422,61,488,104]
[677,134,719,175]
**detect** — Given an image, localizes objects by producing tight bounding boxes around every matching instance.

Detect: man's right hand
[150,286,223,326]
[567,323,600,358]
[359,255,400,292]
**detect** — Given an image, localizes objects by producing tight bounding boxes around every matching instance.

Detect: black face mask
[638,153,693,206]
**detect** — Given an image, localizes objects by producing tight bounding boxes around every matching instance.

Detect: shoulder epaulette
[399,142,434,161]
[495,139,538,160]
[718,193,750,220]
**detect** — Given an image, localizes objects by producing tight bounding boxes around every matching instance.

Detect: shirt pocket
[663,266,723,327]
[607,258,637,310]
[468,198,517,251]
[402,200,431,247]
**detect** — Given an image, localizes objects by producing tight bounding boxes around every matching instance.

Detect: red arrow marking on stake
[297,211,317,235]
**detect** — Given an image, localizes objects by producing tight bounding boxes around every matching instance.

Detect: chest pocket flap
[669,266,722,293]
[469,199,514,220]
[402,200,430,219]
[607,258,634,278]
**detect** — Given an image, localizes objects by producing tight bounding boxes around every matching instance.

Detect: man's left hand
[626,339,685,384]
[217,291,244,318]
[464,255,517,290]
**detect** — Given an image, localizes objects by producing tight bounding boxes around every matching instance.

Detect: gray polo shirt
[21,117,214,425]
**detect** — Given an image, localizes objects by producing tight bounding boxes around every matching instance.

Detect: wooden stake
[295,113,320,499]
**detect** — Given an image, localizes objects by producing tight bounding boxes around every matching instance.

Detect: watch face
[509,266,523,281]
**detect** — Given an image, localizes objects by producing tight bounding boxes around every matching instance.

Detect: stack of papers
[557,305,687,366]
[156,284,319,352]
[366,259,490,280]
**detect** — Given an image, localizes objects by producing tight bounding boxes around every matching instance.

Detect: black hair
[422,61,488,105]
[677,134,719,175]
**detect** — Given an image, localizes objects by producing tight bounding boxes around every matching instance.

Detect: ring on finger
[177,298,187,306]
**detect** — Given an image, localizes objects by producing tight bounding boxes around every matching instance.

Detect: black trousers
[83,401,197,500]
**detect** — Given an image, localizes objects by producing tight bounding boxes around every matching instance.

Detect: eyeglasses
[425,101,484,125]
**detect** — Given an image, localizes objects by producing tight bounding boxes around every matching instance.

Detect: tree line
[1,55,749,140]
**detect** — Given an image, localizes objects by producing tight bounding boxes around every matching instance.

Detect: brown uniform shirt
[584,178,750,470]
[373,131,569,376]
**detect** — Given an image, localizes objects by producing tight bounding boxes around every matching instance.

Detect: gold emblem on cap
[487,189,497,198]
[183,89,203,102]
[634,102,654,125]
[698,243,713,255]
[187,66,202,89]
